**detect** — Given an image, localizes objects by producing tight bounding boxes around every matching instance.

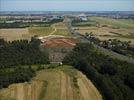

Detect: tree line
[63,43,134,100]
[0,37,49,88]
[0,19,63,28]
[0,37,49,68]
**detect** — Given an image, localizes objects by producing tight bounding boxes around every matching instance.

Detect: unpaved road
[0,69,102,100]
[50,24,57,35]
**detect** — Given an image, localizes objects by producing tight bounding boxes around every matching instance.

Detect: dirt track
[50,24,57,35]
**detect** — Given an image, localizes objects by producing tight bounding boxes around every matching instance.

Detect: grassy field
[28,22,70,36]
[0,65,102,100]
[28,27,54,36]
[52,22,70,36]
[90,17,134,29]
[53,29,70,36]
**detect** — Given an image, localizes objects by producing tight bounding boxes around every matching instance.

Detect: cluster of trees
[72,19,98,27]
[85,32,101,44]
[0,37,49,68]
[0,66,35,89]
[0,37,49,88]
[100,39,134,58]
[0,22,29,28]
[0,19,63,28]
[46,19,63,24]
[63,43,134,100]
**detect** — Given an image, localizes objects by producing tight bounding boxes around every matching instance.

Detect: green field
[90,17,134,29]
[53,29,70,36]
[28,27,54,36]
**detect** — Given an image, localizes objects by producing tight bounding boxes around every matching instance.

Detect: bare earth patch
[41,37,77,48]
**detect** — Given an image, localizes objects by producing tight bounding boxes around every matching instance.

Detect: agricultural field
[28,22,70,36]
[28,27,54,36]
[0,28,30,41]
[73,17,134,44]
[0,21,70,41]
[0,65,102,100]
[52,22,70,36]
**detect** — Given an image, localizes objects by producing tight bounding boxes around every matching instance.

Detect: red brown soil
[41,38,77,48]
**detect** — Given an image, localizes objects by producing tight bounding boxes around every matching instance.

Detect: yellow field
[74,26,130,36]
[0,28,30,41]
[0,66,102,100]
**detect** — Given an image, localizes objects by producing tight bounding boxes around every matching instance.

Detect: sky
[0,0,134,11]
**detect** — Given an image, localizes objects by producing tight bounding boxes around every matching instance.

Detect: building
[78,14,88,21]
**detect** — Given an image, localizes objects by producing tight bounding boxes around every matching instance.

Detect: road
[66,17,134,64]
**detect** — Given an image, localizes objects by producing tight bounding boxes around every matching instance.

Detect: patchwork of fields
[0,21,70,41]
[0,66,102,100]
[73,17,134,44]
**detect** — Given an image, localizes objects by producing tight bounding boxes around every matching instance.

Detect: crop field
[28,27,54,36]
[0,21,70,41]
[90,17,134,29]
[0,65,102,100]
[53,29,70,36]
[73,17,134,44]
[52,22,70,36]
[0,28,30,41]
[28,22,70,36]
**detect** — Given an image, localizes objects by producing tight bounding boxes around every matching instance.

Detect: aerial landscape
[0,0,134,100]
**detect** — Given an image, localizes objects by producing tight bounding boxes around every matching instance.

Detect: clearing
[41,37,77,62]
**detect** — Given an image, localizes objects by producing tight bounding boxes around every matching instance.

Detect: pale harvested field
[74,17,134,44]
[0,28,30,41]
[74,26,130,36]
[77,71,102,100]
[0,68,102,100]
